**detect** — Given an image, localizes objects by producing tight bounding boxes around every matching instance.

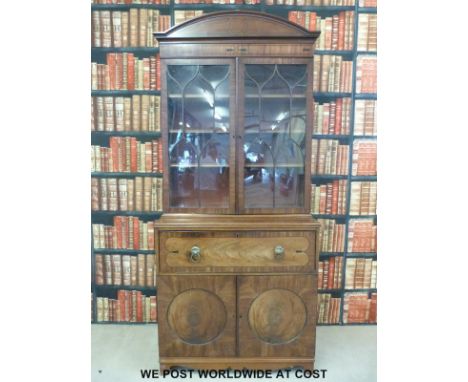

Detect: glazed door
[237,275,317,357]
[238,58,313,214]
[162,59,236,213]
[157,275,236,357]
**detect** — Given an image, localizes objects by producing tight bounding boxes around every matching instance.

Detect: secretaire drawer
[158,231,317,273]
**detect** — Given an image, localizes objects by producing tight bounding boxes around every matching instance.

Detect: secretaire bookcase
[154,11,320,371]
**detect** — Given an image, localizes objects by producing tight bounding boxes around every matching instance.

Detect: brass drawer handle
[189,245,201,263]
[274,245,285,260]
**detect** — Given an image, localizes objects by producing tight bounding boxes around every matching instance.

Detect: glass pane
[243,64,307,210]
[167,64,230,209]
[244,137,274,208]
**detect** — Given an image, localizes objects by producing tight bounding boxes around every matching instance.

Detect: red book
[118,290,126,321]
[131,291,137,321]
[327,257,335,289]
[116,53,124,90]
[122,216,128,249]
[156,54,161,90]
[338,12,345,51]
[120,137,127,172]
[130,138,138,172]
[369,293,377,323]
[107,53,116,90]
[125,291,131,322]
[127,53,135,90]
[309,13,317,32]
[114,216,122,248]
[136,291,143,322]
[335,98,342,135]
[158,140,163,173]
[133,217,140,249]
[147,221,154,250]
[331,180,338,215]
[288,11,297,25]
[109,137,118,172]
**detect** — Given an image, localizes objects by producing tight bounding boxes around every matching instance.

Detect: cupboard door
[238,275,316,357]
[238,59,313,214]
[163,59,236,213]
[158,275,236,357]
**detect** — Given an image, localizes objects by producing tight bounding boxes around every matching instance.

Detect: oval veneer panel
[248,289,307,345]
[167,288,227,345]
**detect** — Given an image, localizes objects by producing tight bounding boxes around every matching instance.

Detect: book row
[317,219,346,252]
[175,0,260,3]
[95,292,157,323]
[91,138,163,173]
[92,1,170,4]
[348,219,377,252]
[92,10,170,48]
[95,253,156,287]
[92,217,155,250]
[92,95,161,132]
[311,180,348,215]
[357,14,377,52]
[352,140,376,176]
[174,10,204,26]
[317,294,341,324]
[354,100,376,136]
[345,258,377,289]
[359,0,376,7]
[265,0,355,5]
[313,55,353,93]
[350,181,376,215]
[318,256,343,290]
[311,139,349,175]
[343,292,377,323]
[91,53,161,90]
[289,11,354,51]
[91,177,163,211]
[313,98,352,135]
[356,55,377,94]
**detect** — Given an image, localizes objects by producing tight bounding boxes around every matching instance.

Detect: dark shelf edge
[358,7,377,14]
[346,252,377,258]
[355,93,377,100]
[312,214,347,219]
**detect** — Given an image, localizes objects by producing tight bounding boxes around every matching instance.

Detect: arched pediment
[155,11,320,41]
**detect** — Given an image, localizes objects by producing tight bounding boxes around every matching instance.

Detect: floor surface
[91,325,376,382]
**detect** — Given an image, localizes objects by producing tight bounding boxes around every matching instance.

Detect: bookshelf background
[91,0,377,326]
